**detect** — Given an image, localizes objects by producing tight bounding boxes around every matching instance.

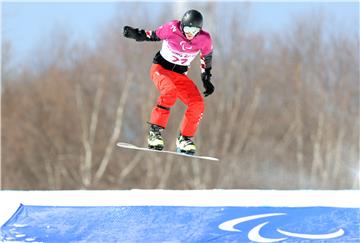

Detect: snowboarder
[123,9,214,155]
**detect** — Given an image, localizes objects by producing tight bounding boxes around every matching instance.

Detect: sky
[1,1,359,67]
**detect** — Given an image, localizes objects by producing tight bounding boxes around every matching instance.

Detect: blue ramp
[1,204,359,242]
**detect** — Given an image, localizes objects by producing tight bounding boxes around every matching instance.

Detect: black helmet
[181,10,203,30]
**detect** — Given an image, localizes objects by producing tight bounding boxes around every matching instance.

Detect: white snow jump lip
[117,142,220,161]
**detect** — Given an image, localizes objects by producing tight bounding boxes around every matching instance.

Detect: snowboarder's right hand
[123,26,146,41]
[201,68,214,97]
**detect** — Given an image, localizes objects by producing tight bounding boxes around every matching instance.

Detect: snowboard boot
[176,134,196,155]
[148,124,164,150]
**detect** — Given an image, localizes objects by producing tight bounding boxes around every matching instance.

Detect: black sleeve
[143,30,161,41]
[200,52,213,72]
[135,29,161,42]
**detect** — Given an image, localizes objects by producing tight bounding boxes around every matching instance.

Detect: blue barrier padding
[1,204,359,242]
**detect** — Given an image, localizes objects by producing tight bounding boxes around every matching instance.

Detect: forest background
[1,2,359,189]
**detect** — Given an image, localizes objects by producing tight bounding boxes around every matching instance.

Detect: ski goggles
[183,26,201,35]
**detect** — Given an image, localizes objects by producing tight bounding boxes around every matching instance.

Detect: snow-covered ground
[1,190,358,226]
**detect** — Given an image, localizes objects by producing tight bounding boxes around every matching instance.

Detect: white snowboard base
[117,142,219,162]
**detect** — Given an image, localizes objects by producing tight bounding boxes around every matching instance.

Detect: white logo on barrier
[218,213,345,243]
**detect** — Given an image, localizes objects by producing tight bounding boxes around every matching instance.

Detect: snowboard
[116,142,219,162]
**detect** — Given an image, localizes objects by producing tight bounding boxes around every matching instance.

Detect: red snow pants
[149,64,204,137]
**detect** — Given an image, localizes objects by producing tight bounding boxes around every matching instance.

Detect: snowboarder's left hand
[201,68,214,97]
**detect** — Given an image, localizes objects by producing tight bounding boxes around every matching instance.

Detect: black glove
[123,26,146,41]
[201,68,214,97]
